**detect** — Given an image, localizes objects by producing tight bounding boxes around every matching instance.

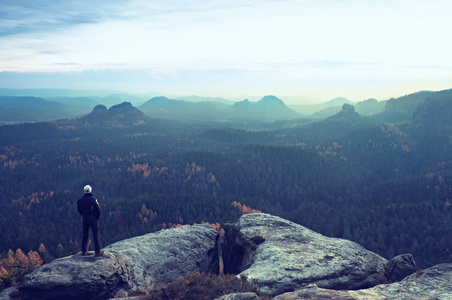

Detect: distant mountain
[324,97,354,106]
[2,88,450,128]
[289,97,386,118]
[299,103,370,143]
[413,97,452,125]
[412,97,452,140]
[140,95,300,124]
[0,92,159,125]
[0,88,163,107]
[0,96,68,123]
[231,95,300,121]
[0,88,119,98]
[49,97,99,116]
[257,95,286,107]
[101,93,161,107]
[176,95,234,105]
[355,98,386,115]
[309,106,342,119]
[0,96,60,110]
[78,102,147,128]
[380,88,452,122]
[232,99,252,109]
[289,97,354,116]
[141,96,190,109]
[108,102,145,118]
[326,103,362,123]
[0,95,138,124]
[139,96,231,122]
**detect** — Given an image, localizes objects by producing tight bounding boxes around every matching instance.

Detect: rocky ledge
[274,263,452,299]
[2,213,450,299]
[17,251,132,300]
[222,213,388,295]
[104,223,219,289]
[12,224,219,300]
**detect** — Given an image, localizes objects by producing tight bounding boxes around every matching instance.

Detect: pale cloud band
[1,0,451,102]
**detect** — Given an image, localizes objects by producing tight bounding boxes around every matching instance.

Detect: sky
[0,0,451,103]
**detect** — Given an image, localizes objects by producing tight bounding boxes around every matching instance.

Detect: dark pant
[81,215,101,254]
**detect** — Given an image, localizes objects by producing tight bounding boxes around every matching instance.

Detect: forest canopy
[1,92,452,290]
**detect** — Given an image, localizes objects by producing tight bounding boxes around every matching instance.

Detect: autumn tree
[0,248,43,289]
[231,201,262,214]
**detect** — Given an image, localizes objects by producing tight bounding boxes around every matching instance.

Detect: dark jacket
[77,193,101,219]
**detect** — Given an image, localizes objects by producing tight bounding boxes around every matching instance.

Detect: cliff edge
[2,213,448,299]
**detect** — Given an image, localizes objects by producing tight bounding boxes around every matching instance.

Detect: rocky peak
[148,96,170,103]
[91,104,107,114]
[232,99,252,108]
[341,103,355,114]
[79,101,146,128]
[231,96,299,121]
[108,101,135,112]
[257,95,285,107]
[88,101,144,118]
[141,96,179,108]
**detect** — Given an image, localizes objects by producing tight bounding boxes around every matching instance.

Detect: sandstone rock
[9,213,447,300]
[214,292,259,300]
[222,213,388,296]
[273,284,378,300]
[13,224,219,299]
[0,287,20,300]
[104,224,219,289]
[384,253,417,282]
[275,263,452,299]
[18,250,133,300]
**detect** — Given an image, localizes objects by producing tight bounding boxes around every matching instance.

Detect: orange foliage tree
[231,201,262,214]
[136,203,158,224]
[0,248,43,289]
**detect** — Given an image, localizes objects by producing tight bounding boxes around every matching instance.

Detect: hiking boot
[95,250,104,257]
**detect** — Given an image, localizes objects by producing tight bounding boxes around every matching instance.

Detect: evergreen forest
[1,92,452,288]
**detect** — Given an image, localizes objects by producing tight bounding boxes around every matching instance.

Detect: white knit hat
[83,185,92,194]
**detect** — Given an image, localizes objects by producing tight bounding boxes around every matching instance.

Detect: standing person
[77,185,104,257]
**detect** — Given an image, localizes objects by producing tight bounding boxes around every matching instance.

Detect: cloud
[0,0,452,101]
[1,1,97,36]
[2,0,451,69]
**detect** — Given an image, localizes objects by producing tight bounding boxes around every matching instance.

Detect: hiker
[77,185,104,257]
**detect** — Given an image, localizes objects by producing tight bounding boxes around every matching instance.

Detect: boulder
[384,253,417,282]
[222,213,388,296]
[104,224,219,289]
[274,263,452,299]
[18,250,133,300]
[14,224,219,300]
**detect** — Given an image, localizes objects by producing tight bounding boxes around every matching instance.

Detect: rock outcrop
[4,213,452,299]
[14,224,219,299]
[384,253,417,283]
[222,213,388,296]
[18,250,133,300]
[274,264,452,299]
[79,101,147,128]
[104,223,219,289]
[214,292,259,300]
